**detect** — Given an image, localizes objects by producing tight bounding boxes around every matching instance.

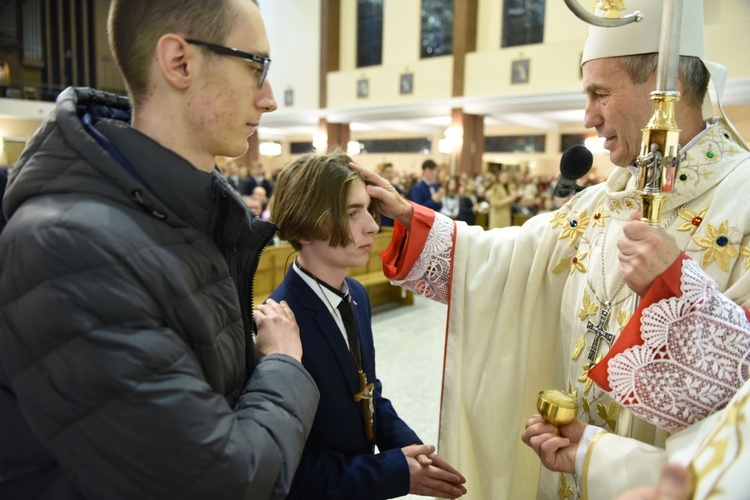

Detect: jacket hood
[3,86,275,240]
[4,87,135,219]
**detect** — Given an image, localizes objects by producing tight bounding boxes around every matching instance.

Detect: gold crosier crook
[564,0,684,225]
[635,0,684,227]
[537,0,686,454]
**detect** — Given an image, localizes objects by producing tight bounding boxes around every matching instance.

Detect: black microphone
[553,144,594,198]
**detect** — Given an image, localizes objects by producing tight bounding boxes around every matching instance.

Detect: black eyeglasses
[185,39,271,89]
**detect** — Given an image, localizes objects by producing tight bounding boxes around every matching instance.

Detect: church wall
[2,0,749,179]
[258,0,321,114]
[329,0,454,109]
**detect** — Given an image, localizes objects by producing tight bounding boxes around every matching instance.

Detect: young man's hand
[254,299,302,361]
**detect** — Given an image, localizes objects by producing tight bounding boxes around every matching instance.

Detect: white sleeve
[574,424,605,485]
[581,432,666,500]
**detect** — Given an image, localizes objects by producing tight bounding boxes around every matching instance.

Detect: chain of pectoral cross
[584,203,687,363]
[585,216,629,363]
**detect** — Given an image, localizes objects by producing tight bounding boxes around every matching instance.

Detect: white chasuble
[384,119,750,500]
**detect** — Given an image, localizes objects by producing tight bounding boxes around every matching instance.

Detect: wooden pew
[253,228,414,308]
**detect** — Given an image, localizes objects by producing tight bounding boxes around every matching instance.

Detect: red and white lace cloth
[390,211,454,304]
[607,258,750,433]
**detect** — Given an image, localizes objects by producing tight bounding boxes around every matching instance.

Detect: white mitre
[582,0,705,63]
[581,0,747,149]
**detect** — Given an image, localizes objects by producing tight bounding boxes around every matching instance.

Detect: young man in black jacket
[0,1,319,498]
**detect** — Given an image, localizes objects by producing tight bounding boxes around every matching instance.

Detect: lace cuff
[390,212,454,304]
[607,259,750,432]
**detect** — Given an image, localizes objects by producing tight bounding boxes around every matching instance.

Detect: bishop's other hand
[618,211,681,296]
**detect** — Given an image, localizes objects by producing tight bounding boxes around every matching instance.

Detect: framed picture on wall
[357,78,369,99]
[284,89,294,106]
[400,73,414,95]
[511,58,530,84]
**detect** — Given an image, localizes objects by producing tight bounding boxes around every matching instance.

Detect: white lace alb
[607,259,750,432]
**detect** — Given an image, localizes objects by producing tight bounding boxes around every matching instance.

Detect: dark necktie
[337,294,374,440]
[337,294,361,356]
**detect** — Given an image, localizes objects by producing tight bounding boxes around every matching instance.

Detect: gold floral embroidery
[617,309,630,328]
[552,251,587,276]
[568,381,578,402]
[557,473,574,500]
[741,245,750,271]
[569,251,588,275]
[677,206,708,235]
[571,336,585,361]
[591,204,610,228]
[694,221,738,272]
[578,289,598,321]
[558,211,591,245]
[596,401,619,431]
[699,144,720,163]
[550,210,569,229]
[578,360,598,394]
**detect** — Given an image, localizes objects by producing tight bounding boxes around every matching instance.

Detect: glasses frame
[185,38,271,89]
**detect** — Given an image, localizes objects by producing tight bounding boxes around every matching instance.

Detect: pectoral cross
[353,370,375,440]
[586,305,615,363]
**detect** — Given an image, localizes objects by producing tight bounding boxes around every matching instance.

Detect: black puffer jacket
[0,87,319,499]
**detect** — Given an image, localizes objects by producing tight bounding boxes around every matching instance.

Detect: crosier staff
[538,0,685,435]
[635,0,683,227]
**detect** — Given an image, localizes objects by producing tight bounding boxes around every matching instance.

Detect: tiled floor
[371,294,448,499]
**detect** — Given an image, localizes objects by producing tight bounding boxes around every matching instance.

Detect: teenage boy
[270,152,467,499]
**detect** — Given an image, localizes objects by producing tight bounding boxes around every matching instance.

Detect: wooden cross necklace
[300,261,375,440]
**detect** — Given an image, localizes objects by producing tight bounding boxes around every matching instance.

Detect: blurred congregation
[220,157,606,230]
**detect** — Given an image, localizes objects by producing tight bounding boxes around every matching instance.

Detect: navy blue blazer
[270,269,420,500]
[409,180,443,211]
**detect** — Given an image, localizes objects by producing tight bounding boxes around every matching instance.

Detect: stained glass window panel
[420,0,454,58]
[485,135,546,153]
[501,0,545,48]
[357,0,383,68]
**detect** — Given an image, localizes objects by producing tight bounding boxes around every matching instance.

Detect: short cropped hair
[422,159,437,170]
[617,54,709,109]
[271,152,379,251]
[107,0,258,107]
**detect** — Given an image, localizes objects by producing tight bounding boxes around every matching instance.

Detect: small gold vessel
[537,389,578,435]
